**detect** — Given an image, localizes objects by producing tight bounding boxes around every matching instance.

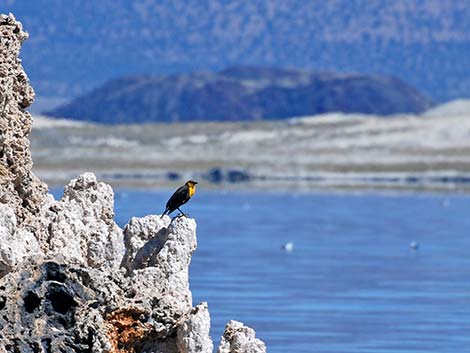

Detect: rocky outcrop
[0,13,265,353]
[45,172,124,270]
[0,13,50,235]
[218,321,266,353]
[177,303,213,353]
[0,215,207,353]
[122,215,196,318]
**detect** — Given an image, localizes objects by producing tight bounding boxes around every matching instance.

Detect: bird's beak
[194,181,198,184]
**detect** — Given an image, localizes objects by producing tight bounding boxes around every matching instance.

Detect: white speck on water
[282,242,294,252]
[409,241,419,250]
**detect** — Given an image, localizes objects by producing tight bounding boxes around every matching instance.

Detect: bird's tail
[160,208,168,218]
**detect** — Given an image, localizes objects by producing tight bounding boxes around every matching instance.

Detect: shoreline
[39,170,470,194]
[31,111,470,195]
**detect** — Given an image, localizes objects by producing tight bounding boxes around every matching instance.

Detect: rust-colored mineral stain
[106,308,150,353]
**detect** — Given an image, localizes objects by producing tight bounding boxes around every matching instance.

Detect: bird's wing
[166,185,189,212]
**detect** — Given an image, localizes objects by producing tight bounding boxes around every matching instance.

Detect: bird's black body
[164,184,190,214]
[161,180,198,217]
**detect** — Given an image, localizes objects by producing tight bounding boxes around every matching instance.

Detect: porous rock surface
[218,321,266,353]
[0,13,265,353]
[0,13,50,235]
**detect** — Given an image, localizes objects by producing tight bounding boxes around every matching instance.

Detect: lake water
[88,189,470,352]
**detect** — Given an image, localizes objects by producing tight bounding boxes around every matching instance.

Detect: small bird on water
[161,180,198,218]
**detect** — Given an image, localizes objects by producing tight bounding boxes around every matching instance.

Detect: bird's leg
[172,214,184,221]
[177,208,187,217]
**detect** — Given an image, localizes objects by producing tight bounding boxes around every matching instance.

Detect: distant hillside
[423,99,470,117]
[45,67,432,123]
[2,1,469,102]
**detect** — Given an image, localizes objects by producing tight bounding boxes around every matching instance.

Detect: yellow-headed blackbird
[161,180,198,217]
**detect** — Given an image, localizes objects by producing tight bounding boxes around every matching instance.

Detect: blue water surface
[58,188,470,352]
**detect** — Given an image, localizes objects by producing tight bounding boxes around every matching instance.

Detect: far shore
[31,104,470,194]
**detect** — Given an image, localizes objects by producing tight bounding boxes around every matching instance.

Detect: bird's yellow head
[186,180,198,197]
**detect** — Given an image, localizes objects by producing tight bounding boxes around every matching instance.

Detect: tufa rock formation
[0,13,50,237]
[0,13,266,353]
[218,321,266,353]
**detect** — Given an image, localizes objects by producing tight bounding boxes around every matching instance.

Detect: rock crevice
[0,13,265,353]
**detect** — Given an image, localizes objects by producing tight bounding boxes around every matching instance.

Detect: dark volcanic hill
[2,1,470,102]
[45,67,432,123]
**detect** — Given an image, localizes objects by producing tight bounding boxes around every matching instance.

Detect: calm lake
[59,188,470,352]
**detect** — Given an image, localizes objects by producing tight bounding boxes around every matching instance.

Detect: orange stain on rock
[106,308,151,353]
